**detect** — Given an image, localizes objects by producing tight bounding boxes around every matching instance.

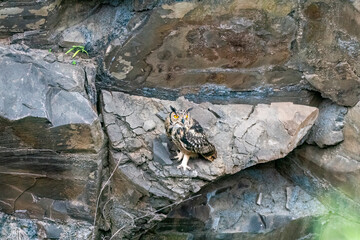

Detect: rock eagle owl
[164,106,217,171]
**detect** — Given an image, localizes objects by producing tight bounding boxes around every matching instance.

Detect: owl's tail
[201,149,217,162]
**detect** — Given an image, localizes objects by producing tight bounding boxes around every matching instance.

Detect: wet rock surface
[100,91,318,238]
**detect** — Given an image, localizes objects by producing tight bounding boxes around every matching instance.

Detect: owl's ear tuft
[170,105,177,113]
[186,107,193,113]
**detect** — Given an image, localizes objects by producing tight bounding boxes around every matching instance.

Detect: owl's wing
[180,120,216,156]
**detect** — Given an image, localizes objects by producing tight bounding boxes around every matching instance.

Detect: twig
[109,225,127,240]
[91,158,122,240]
[108,193,202,239]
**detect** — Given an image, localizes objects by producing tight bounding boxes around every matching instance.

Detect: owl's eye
[174,114,179,119]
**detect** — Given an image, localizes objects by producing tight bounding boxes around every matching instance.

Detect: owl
[164,106,217,171]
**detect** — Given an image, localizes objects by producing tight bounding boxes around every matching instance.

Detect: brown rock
[102,0,315,104]
[299,1,360,106]
[290,101,360,201]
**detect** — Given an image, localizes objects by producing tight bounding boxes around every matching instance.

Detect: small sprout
[48,48,52,52]
[65,45,88,58]
[72,60,77,65]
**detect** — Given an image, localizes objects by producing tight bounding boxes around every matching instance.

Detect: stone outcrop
[278,101,360,220]
[0,0,62,38]
[100,0,360,106]
[100,91,318,238]
[0,45,105,224]
[143,162,328,239]
[299,0,360,106]
[306,99,347,148]
[1,0,360,239]
[101,0,317,105]
[0,212,93,239]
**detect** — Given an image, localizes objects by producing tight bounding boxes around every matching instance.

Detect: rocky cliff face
[0,0,360,239]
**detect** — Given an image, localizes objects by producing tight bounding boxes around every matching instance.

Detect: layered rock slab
[278,100,360,220]
[102,0,317,105]
[100,91,318,238]
[0,45,105,223]
[299,0,360,106]
[143,162,327,239]
[0,212,93,240]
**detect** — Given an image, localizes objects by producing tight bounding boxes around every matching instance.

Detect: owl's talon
[177,164,191,171]
[174,151,184,162]
[177,154,191,171]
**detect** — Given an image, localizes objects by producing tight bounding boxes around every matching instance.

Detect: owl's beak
[181,118,185,124]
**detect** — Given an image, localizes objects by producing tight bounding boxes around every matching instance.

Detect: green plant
[65,45,88,58]
[48,48,52,52]
[72,60,77,65]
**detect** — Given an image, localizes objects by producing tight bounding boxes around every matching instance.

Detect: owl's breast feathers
[175,120,217,162]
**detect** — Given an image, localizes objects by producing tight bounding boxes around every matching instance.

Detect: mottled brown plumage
[165,106,217,171]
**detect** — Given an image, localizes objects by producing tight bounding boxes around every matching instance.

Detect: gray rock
[153,137,173,165]
[47,89,98,127]
[100,91,319,238]
[133,0,158,11]
[84,65,98,106]
[278,101,360,219]
[142,162,328,238]
[0,212,93,240]
[0,45,104,152]
[0,45,105,227]
[307,99,348,148]
[59,29,86,48]
[0,148,105,222]
[143,119,156,131]
[125,138,143,152]
[43,53,57,63]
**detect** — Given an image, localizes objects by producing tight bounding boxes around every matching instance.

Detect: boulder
[306,99,347,148]
[277,101,360,220]
[101,0,317,105]
[0,45,105,223]
[0,212,93,240]
[0,45,103,152]
[299,1,360,106]
[100,90,318,238]
[0,0,61,38]
[142,162,328,239]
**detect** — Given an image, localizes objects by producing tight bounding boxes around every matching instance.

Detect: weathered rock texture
[0,211,93,239]
[102,0,317,104]
[1,0,360,239]
[100,0,360,106]
[300,0,360,106]
[143,162,328,239]
[278,101,360,220]
[100,91,318,238]
[306,99,347,148]
[0,0,62,38]
[0,45,105,223]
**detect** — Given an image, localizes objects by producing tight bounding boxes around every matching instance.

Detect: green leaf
[72,60,77,65]
[65,48,74,54]
[82,49,89,55]
[72,49,81,58]
[48,48,52,52]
